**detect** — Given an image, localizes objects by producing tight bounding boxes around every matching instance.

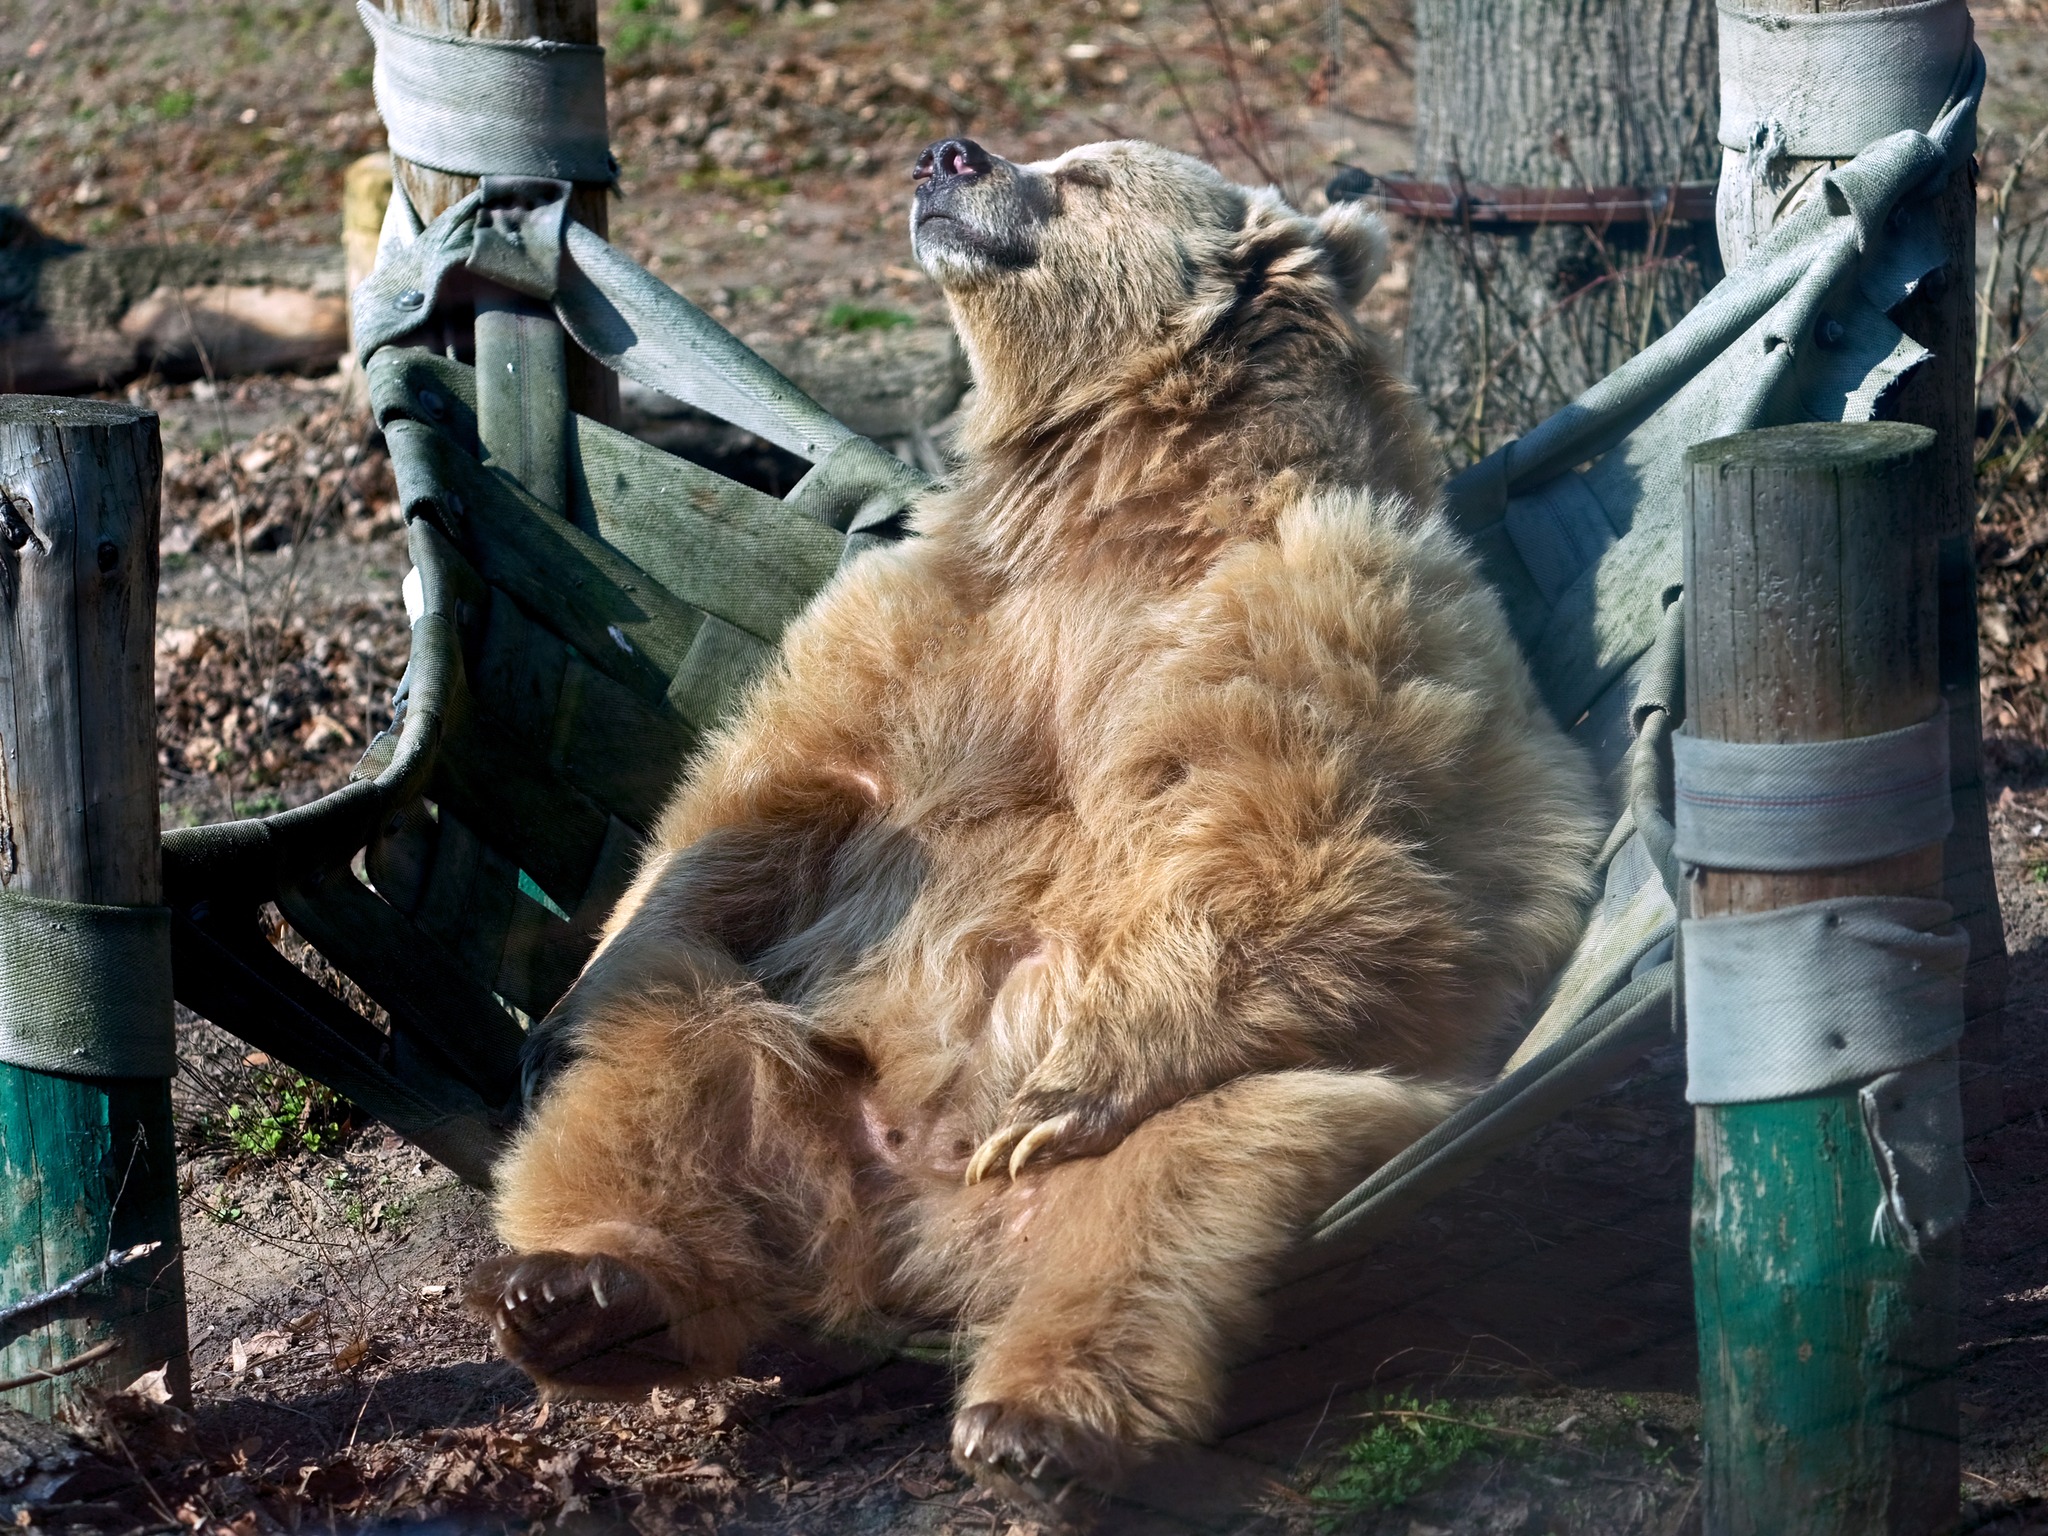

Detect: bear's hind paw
[465,1250,693,1399]
[951,1399,1119,1522]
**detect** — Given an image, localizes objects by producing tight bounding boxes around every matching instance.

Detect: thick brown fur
[471,139,1604,1515]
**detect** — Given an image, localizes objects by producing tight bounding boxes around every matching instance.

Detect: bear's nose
[913,138,993,184]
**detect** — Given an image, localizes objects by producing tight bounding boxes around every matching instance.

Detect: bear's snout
[910,138,1046,281]
[914,138,994,184]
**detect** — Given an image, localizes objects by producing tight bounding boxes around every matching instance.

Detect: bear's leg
[471,980,870,1400]
[949,1068,1462,1510]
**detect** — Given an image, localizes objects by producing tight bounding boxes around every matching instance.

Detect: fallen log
[0,210,347,393]
[0,208,969,476]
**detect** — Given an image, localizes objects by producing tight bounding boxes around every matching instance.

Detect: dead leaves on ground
[1980,479,2048,764]
[154,392,411,807]
[161,402,399,557]
[155,606,405,792]
[56,1382,748,1535]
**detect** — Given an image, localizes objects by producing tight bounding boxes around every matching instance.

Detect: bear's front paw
[963,1088,1142,1184]
[951,1399,1119,1522]
[464,1250,691,1399]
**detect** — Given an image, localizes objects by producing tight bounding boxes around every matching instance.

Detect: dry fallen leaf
[245,1329,292,1363]
[124,1364,174,1404]
[332,1335,370,1371]
[229,1336,248,1376]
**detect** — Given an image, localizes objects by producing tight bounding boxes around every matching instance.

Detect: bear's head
[910,137,1392,444]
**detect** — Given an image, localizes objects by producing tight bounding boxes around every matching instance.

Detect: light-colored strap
[1860,1055,1967,1254]
[557,222,859,464]
[357,2,614,184]
[0,890,175,1078]
[1718,0,1973,159]
[1682,895,1964,1105]
[1671,707,1951,872]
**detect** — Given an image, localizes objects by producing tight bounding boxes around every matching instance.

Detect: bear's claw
[965,1084,1151,1183]
[951,1399,1115,1522]
[964,1111,1083,1184]
[464,1250,691,1397]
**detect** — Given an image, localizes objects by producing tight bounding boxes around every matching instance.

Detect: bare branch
[0,1242,165,1338]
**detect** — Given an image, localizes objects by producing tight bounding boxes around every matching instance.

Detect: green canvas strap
[0,889,175,1078]
[355,2,614,185]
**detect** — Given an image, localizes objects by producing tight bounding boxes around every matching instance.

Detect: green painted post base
[1693,1095,1958,1534]
[0,1064,188,1415]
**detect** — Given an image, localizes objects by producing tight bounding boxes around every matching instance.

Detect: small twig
[1200,0,1283,187]
[0,1337,119,1392]
[1341,5,1412,75]
[846,1447,921,1498]
[1144,30,1220,167]
[0,1242,164,1337]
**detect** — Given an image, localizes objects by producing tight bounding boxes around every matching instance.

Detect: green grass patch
[824,301,915,333]
[337,62,373,91]
[200,1186,244,1225]
[154,87,196,120]
[1313,1398,1513,1519]
[187,1063,354,1162]
[613,0,674,55]
[678,166,791,201]
[2029,861,2048,884]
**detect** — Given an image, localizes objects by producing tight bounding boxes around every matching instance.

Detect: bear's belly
[815,926,1064,1187]
[852,1087,981,1183]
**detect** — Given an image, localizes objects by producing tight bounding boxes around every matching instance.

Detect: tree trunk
[1407,0,1721,462]
[378,0,618,425]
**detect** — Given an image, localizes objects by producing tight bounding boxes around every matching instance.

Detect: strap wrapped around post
[1682,896,1964,1105]
[1717,0,1974,160]
[356,1,615,185]
[1671,705,1952,872]
[0,890,176,1077]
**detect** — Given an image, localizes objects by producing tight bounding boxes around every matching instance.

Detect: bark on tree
[1406,0,1721,461]
[377,0,619,425]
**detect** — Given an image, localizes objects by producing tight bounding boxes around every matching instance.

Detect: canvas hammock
[142,8,1983,1256]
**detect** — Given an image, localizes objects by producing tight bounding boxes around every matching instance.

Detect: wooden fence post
[1686,422,1958,1533]
[1717,0,2003,1138]
[0,398,187,1414]
[376,0,618,427]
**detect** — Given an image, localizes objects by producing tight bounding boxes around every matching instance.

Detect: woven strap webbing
[0,889,175,1078]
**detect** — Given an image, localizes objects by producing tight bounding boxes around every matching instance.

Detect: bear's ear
[1313,200,1391,307]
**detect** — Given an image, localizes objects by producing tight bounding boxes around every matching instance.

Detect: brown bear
[466,137,1604,1513]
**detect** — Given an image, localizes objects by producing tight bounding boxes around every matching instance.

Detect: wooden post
[0,398,188,1414]
[1716,0,2004,1137]
[1685,422,1958,1534]
[343,152,396,340]
[376,0,619,426]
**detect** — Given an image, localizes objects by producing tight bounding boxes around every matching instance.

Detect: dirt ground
[6,0,2048,1531]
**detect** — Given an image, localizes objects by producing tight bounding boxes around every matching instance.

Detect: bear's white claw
[964,1112,1084,1183]
[963,1125,1022,1185]
[1008,1114,1078,1178]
